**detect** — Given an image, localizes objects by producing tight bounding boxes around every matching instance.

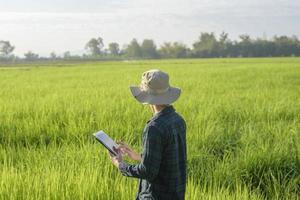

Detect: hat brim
[129,86,181,105]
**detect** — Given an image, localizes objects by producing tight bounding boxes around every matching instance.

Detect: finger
[116,144,125,149]
[117,146,130,152]
[118,147,130,154]
[118,145,130,150]
[117,142,129,148]
[118,148,125,154]
[108,151,115,158]
[120,149,130,154]
[113,146,120,154]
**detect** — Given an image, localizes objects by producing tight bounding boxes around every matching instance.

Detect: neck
[151,105,168,114]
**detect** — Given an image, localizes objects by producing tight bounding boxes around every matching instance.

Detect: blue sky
[0,0,299,56]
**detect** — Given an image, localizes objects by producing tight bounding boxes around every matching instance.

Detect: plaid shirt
[119,106,187,200]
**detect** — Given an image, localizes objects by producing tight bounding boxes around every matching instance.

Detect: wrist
[118,162,126,171]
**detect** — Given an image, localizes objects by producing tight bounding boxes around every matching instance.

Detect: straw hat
[129,69,181,105]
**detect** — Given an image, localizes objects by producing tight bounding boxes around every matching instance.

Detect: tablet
[93,130,119,156]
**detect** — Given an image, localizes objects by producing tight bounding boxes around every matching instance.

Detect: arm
[119,125,162,181]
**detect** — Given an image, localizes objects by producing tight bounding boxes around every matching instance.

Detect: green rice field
[0,58,299,199]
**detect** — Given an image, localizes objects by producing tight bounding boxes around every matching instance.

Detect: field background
[0,58,299,200]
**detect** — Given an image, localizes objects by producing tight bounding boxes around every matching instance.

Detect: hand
[108,147,123,168]
[117,141,142,162]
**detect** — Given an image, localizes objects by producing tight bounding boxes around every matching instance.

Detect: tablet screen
[93,130,118,156]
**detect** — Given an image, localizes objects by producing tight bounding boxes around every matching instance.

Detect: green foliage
[104,33,300,59]
[124,38,142,58]
[193,32,219,57]
[24,51,39,61]
[141,39,159,59]
[85,37,104,56]
[125,39,159,59]
[2,33,300,63]
[0,58,300,199]
[0,40,15,57]
[108,43,120,56]
[159,42,189,58]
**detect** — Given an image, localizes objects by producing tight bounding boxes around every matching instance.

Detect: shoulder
[145,121,163,134]
[147,118,165,133]
[176,112,186,127]
[143,120,164,140]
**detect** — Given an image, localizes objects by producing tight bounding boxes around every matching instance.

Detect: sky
[0,0,299,56]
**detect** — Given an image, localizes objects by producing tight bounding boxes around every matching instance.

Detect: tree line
[1,32,300,62]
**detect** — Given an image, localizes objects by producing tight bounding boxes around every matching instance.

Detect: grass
[0,58,300,199]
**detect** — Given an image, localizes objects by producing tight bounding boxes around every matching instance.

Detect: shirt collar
[147,105,175,123]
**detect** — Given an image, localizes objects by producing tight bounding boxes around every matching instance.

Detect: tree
[124,39,142,58]
[50,51,57,60]
[141,39,159,58]
[0,40,15,57]
[237,34,254,57]
[108,42,120,56]
[193,32,219,57]
[159,42,188,58]
[24,51,39,61]
[85,37,104,56]
[273,35,300,56]
[218,32,231,57]
[63,51,71,59]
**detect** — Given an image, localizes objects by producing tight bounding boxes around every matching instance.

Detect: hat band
[147,87,170,95]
